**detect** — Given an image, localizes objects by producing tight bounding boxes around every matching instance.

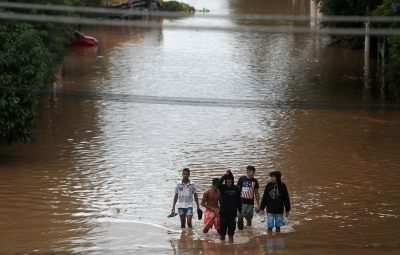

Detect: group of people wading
[171,166,291,243]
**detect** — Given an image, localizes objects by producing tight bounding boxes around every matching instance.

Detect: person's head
[182,168,190,179]
[269,171,281,184]
[225,173,234,187]
[212,178,219,188]
[246,165,256,178]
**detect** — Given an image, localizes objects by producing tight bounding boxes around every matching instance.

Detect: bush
[374,0,400,101]
[315,0,384,48]
[384,36,400,100]
[161,1,195,12]
[0,0,93,144]
[0,22,50,143]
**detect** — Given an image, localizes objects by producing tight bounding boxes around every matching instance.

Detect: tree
[161,1,195,12]
[0,22,50,143]
[0,0,102,144]
[315,0,384,48]
[316,0,400,101]
[374,0,400,100]
[316,0,383,15]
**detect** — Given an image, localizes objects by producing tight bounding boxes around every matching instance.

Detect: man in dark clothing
[260,171,290,234]
[237,165,260,228]
[217,170,243,243]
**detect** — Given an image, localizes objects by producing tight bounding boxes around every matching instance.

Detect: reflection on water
[266,238,286,253]
[0,0,399,254]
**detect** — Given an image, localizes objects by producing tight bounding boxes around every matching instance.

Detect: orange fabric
[204,208,220,230]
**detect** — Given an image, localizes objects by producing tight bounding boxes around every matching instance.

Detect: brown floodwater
[1,0,399,254]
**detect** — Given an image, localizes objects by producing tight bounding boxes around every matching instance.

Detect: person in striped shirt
[237,165,260,228]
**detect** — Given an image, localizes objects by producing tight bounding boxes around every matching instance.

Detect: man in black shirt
[217,170,242,243]
[260,171,291,234]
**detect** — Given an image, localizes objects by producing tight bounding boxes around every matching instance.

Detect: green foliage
[161,1,195,12]
[374,0,396,16]
[385,36,400,100]
[315,0,383,16]
[0,0,100,144]
[374,0,400,100]
[33,23,74,83]
[315,0,384,48]
[315,0,400,101]
[0,22,50,143]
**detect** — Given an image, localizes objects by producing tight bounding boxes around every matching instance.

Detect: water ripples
[1,0,400,254]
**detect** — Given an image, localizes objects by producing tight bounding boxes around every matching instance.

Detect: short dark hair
[212,178,219,186]
[182,168,190,174]
[247,165,256,172]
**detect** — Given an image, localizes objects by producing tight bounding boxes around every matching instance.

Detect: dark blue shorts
[178,207,193,216]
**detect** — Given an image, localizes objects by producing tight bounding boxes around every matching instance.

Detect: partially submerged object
[70,30,98,47]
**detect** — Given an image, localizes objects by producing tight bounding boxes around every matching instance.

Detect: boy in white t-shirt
[172,168,200,228]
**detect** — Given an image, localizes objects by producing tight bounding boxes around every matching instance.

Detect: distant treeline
[315,0,400,101]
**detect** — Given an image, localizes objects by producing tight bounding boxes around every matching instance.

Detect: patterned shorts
[204,208,220,230]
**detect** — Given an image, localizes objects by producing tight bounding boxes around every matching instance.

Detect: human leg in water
[219,216,229,241]
[227,216,236,243]
[243,204,254,227]
[203,221,213,233]
[246,218,252,227]
[187,215,193,228]
[237,216,244,230]
[275,214,285,233]
[179,214,186,228]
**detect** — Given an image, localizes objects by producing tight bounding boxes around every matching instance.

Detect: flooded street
[0,0,399,254]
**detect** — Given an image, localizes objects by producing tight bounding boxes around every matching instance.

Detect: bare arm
[194,193,200,209]
[201,191,208,208]
[255,189,260,208]
[217,170,232,191]
[172,193,178,212]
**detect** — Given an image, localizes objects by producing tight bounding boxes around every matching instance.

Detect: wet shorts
[266,213,285,228]
[241,204,254,220]
[204,208,220,230]
[178,207,193,216]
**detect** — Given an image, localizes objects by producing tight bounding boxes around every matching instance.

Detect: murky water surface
[1,0,399,254]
